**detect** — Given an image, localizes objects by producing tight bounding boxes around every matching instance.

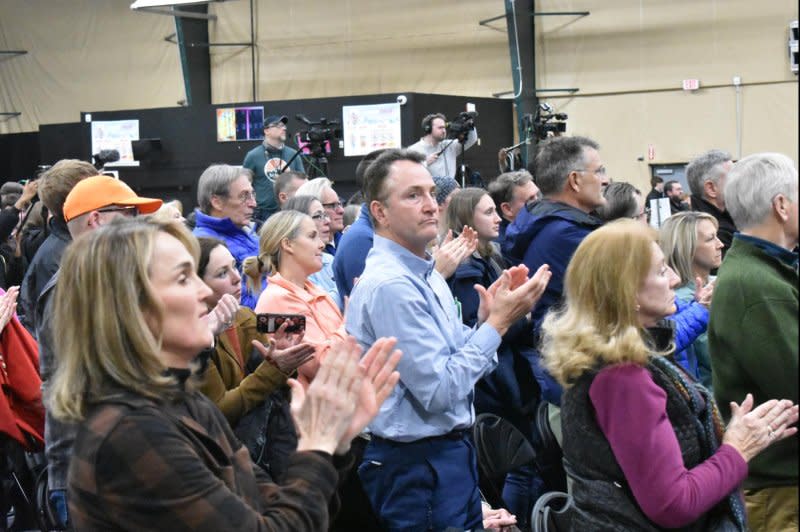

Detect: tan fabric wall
[0,0,796,190]
[209,0,511,103]
[533,0,799,190]
[0,0,184,134]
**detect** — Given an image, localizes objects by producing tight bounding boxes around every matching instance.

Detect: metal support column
[504,0,537,168]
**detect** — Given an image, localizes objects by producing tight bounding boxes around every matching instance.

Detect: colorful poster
[216,106,264,142]
[90,119,140,167]
[342,103,402,157]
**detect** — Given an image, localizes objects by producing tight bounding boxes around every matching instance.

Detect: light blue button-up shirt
[346,234,501,442]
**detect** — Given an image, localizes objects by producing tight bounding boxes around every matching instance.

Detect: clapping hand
[206,294,240,337]
[251,338,315,375]
[269,319,305,350]
[289,340,362,455]
[433,227,478,278]
[0,286,19,333]
[335,336,402,454]
[694,276,715,309]
[723,393,799,462]
[288,335,402,456]
[476,264,551,334]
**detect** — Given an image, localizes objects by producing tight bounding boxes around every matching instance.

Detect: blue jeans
[358,433,483,531]
[502,463,545,529]
[49,489,69,528]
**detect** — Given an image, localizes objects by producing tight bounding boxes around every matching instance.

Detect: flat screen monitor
[217,106,264,142]
[132,138,163,162]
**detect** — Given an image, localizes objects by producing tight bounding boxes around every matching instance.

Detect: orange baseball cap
[63,175,163,222]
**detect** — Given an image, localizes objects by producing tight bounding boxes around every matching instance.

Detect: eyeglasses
[234,191,257,202]
[97,205,139,217]
[311,211,330,221]
[322,200,343,210]
[266,123,287,129]
[574,166,607,177]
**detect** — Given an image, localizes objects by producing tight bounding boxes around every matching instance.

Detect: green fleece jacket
[709,235,798,490]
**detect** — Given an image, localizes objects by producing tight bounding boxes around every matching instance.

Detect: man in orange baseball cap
[62,175,162,232]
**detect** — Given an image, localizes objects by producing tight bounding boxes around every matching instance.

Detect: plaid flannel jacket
[67,384,341,531]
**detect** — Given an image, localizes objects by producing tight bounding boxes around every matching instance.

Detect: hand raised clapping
[433,227,478,279]
[0,286,19,333]
[206,294,240,337]
[723,393,798,462]
[288,335,401,456]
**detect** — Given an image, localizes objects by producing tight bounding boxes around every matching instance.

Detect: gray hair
[196,164,253,214]
[295,177,332,201]
[488,170,533,208]
[685,149,732,197]
[595,181,641,222]
[725,153,798,230]
[533,136,599,197]
[283,194,318,214]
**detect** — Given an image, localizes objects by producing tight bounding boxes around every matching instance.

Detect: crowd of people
[0,112,797,532]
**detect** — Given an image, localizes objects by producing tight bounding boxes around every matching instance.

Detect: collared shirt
[407,128,478,180]
[256,272,346,387]
[345,234,501,441]
[735,233,799,269]
[308,252,342,309]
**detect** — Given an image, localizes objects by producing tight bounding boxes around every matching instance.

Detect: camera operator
[408,113,477,181]
[243,114,305,223]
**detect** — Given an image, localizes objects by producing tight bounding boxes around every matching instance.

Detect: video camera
[447,111,478,141]
[531,103,567,140]
[295,114,342,154]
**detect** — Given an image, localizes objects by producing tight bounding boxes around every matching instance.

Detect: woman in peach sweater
[244,210,346,387]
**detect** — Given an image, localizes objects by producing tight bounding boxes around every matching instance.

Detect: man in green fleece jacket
[709,152,798,532]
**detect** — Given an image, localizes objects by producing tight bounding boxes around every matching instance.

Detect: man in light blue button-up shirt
[346,149,551,531]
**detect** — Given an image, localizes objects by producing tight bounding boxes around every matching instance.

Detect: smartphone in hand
[256,313,306,334]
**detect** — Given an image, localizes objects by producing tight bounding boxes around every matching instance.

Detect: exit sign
[682,79,700,91]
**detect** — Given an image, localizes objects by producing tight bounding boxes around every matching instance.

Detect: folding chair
[472,413,537,510]
[530,491,573,532]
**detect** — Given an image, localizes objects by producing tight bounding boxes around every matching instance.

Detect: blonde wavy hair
[46,217,200,421]
[541,219,667,388]
[242,210,308,295]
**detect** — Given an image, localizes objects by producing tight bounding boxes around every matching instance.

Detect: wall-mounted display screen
[216,106,264,142]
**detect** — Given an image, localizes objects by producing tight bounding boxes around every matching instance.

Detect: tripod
[280,142,329,179]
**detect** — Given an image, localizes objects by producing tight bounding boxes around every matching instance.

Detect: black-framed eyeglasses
[311,211,330,221]
[322,200,343,210]
[97,205,139,217]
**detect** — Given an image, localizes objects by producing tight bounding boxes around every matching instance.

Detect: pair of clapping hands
[207,295,403,456]
[206,295,314,375]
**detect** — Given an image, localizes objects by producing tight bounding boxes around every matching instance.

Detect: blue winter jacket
[668,297,709,380]
[502,200,605,335]
[192,209,263,309]
[501,200,604,405]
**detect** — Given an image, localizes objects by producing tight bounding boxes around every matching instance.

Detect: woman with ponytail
[244,211,347,388]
